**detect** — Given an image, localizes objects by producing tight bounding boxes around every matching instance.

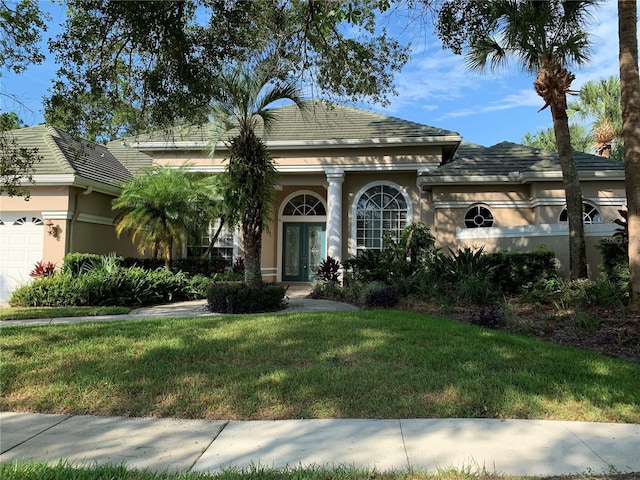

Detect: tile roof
[7,125,149,189]
[123,100,461,145]
[423,141,625,182]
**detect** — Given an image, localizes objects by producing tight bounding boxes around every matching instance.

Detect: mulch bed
[403,299,640,363]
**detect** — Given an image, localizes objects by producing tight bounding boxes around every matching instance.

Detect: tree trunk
[551,102,589,279]
[243,222,263,287]
[618,0,640,311]
[164,242,172,270]
[202,215,226,260]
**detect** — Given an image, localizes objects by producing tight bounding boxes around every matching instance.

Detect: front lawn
[1,311,638,422]
[0,306,130,321]
[4,461,638,480]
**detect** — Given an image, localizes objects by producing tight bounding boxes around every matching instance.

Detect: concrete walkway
[1,412,638,475]
[0,284,358,327]
[1,286,639,476]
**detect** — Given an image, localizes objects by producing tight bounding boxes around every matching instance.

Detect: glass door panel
[284,224,301,277]
[282,222,326,282]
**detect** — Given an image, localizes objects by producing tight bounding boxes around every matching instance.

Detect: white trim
[76,213,115,226]
[420,170,626,186]
[183,165,226,173]
[30,175,123,196]
[435,200,531,209]
[41,211,74,220]
[587,197,627,206]
[32,174,77,184]
[277,190,328,218]
[350,180,414,257]
[529,197,572,208]
[456,222,617,240]
[131,136,462,151]
[184,163,438,175]
[435,197,627,210]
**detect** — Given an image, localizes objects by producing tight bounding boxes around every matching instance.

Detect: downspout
[68,186,93,252]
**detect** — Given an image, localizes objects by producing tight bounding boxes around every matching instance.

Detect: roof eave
[129,135,463,151]
[31,174,124,196]
[419,169,625,186]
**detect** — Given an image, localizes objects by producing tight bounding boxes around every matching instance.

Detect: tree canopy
[210,59,306,286]
[0,0,48,197]
[568,76,623,159]
[113,165,221,268]
[435,0,599,280]
[522,123,591,153]
[45,0,409,141]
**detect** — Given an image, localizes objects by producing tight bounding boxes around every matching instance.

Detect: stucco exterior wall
[145,145,443,171]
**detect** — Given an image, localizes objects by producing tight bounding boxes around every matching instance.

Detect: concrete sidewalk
[1,412,638,476]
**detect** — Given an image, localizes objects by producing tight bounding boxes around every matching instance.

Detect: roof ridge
[41,124,76,175]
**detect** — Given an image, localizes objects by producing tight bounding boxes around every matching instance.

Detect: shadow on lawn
[2,311,639,423]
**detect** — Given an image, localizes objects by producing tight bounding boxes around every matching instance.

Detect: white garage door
[0,216,44,303]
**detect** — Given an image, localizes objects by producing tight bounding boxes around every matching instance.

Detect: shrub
[469,306,504,329]
[553,276,627,310]
[207,283,286,314]
[310,279,344,299]
[361,281,399,308]
[343,249,390,284]
[486,248,558,294]
[29,260,56,278]
[61,253,107,276]
[173,257,213,276]
[10,275,79,307]
[316,256,341,284]
[598,238,629,284]
[186,274,213,299]
[121,257,165,271]
[401,221,436,266]
[232,257,245,274]
[455,274,497,305]
[343,223,437,286]
[520,276,563,305]
[211,270,243,282]
[433,247,496,282]
[10,264,192,307]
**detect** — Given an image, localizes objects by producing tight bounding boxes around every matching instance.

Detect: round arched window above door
[283,194,326,216]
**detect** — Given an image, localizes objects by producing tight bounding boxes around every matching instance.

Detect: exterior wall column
[325,168,345,261]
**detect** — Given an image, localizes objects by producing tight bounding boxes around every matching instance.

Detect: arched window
[283,194,326,216]
[355,183,410,252]
[464,205,494,228]
[13,217,43,226]
[559,203,602,224]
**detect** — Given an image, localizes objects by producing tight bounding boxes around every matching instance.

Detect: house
[0,125,150,301]
[0,101,626,302]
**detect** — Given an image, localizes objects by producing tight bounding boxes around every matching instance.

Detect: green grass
[0,305,130,321]
[2,460,630,480]
[1,311,638,422]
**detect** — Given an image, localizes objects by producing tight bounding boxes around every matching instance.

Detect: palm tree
[522,123,591,153]
[210,60,305,287]
[113,164,215,268]
[568,76,622,159]
[617,0,640,311]
[466,0,596,279]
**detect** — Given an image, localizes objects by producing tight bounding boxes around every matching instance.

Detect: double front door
[282,222,326,282]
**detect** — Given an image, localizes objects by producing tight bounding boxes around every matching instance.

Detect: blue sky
[1,0,635,148]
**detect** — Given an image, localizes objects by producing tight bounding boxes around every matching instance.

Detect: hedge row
[10,267,206,307]
[207,283,286,314]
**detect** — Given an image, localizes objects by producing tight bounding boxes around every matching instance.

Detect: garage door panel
[0,216,44,303]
